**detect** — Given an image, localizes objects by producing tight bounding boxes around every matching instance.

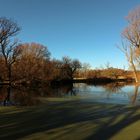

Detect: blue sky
[0,0,140,69]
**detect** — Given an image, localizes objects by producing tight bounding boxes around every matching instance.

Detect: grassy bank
[0,99,140,140]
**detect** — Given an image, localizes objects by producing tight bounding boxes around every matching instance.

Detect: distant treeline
[0,17,135,86]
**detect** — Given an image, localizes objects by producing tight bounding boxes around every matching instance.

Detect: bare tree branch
[0,17,21,83]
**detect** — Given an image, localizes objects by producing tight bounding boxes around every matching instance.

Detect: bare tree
[14,43,50,82]
[78,63,91,78]
[17,43,50,60]
[0,17,21,84]
[119,42,139,82]
[121,6,140,83]
[61,56,81,80]
[122,6,140,48]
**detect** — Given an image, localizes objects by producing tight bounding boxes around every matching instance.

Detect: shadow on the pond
[0,101,140,139]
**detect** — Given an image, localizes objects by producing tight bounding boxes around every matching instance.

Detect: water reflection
[0,82,140,106]
[104,83,140,105]
[3,86,12,106]
[102,82,126,101]
[74,83,140,105]
[0,84,75,106]
[103,82,125,93]
[130,86,139,105]
[0,86,41,106]
[0,86,11,106]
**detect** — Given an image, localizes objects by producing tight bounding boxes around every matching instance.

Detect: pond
[0,82,139,106]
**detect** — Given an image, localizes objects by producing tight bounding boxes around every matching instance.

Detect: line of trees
[1,4,140,86]
[0,17,83,85]
[0,18,83,86]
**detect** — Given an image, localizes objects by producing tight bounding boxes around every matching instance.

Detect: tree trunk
[8,65,12,84]
[129,47,139,83]
[131,61,139,83]
[131,86,139,104]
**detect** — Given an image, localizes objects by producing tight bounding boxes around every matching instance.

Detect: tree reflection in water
[0,83,76,106]
[103,82,140,105]
[130,86,139,105]
[0,86,13,106]
[3,86,12,106]
[0,86,41,106]
[103,82,125,93]
[0,83,140,106]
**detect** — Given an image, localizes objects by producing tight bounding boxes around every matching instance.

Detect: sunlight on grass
[111,120,140,140]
